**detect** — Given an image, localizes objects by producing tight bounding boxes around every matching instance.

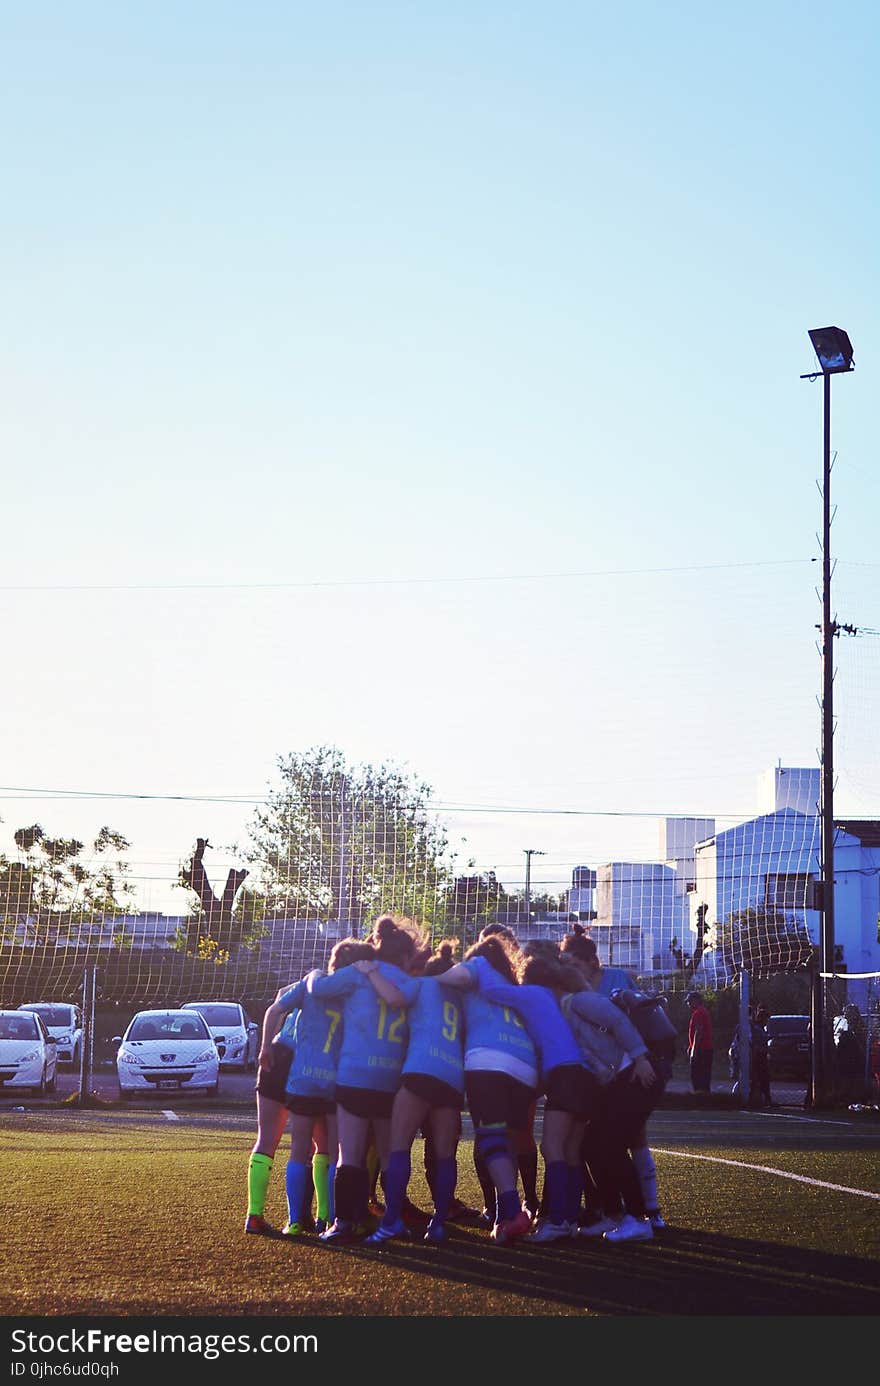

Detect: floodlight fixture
[808,326,854,375]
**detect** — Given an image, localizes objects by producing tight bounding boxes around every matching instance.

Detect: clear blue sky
[1,2,878,911]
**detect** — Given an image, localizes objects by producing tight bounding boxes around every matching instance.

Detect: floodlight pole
[801,348,850,1107]
[810,370,836,1107]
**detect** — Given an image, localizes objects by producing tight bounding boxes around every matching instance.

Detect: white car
[180,1001,259,1072]
[0,1009,59,1095]
[114,1009,220,1100]
[18,1001,83,1065]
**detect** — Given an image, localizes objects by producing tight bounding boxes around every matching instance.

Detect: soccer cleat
[318,1219,357,1245]
[647,1210,667,1230]
[575,1214,620,1238]
[603,1214,654,1243]
[447,1198,480,1223]
[244,1213,282,1238]
[281,1221,304,1238]
[490,1209,532,1245]
[529,1218,574,1243]
[364,1219,410,1246]
[313,1217,327,1236]
[522,1202,540,1224]
[424,1217,449,1245]
[367,1200,386,1220]
[401,1198,430,1229]
[476,1208,494,1229]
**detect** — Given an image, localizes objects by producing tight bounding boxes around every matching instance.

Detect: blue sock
[432,1156,456,1222]
[285,1160,311,1226]
[498,1188,520,1222]
[381,1149,411,1228]
[544,1161,568,1224]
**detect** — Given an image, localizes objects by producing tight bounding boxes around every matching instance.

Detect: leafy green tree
[241,746,451,932]
[712,905,814,980]
[0,822,135,943]
[442,871,510,944]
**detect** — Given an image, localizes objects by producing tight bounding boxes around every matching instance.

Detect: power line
[0,556,813,593]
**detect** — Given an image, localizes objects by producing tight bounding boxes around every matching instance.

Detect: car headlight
[193,1049,215,1063]
[20,1049,40,1063]
[119,1052,145,1066]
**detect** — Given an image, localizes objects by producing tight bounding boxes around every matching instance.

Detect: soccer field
[2,1105,878,1319]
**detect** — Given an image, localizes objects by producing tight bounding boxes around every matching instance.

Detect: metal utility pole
[802,326,854,1107]
[523,848,545,925]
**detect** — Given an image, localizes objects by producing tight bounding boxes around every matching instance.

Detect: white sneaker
[576,1214,620,1238]
[530,1218,573,1243]
[604,1214,653,1243]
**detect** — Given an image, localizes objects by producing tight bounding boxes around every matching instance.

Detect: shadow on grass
[327,1224,880,1317]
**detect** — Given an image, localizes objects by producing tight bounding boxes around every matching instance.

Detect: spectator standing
[685,991,714,1096]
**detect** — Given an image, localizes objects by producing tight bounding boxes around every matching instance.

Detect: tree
[241,746,451,931]
[173,837,266,957]
[0,822,135,944]
[443,871,510,944]
[711,905,814,980]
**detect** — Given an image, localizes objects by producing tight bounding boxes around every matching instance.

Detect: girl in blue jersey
[245,988,302,1236]
[260,937,376,1237]
[462,950,602,1242]
[362,938,465,1246]
[438,934,540,1246]
[309,914,430,1245]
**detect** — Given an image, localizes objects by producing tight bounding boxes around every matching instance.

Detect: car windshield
[184,1005,242,1027]
[0,1015,39,1040]
[128,1016,209,1041]
[767,1017,809,1037]
[21,1006,71,1027]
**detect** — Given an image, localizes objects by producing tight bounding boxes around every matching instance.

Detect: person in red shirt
[685,992,714,1095]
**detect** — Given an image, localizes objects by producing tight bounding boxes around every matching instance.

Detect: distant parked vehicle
[180,1001,259,1072]
[766,1014,811,1079]
[113,1010,220,1100]
[18,1002,82,1065]
[0,1009,58,1095]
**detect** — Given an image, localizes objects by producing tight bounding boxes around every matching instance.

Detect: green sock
[247,1153,274,1217]
[312,1153,331,1223]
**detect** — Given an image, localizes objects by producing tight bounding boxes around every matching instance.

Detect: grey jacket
[561,989,648,1086]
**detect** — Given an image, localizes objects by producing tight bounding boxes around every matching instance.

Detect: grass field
[2,1105,878,1320]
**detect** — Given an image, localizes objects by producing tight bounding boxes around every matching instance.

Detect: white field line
[161,1110,180,1121]
[653,1148,880,1200]
[751,1111,853,1127]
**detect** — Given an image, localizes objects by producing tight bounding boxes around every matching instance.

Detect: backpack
[609,988,677,1063]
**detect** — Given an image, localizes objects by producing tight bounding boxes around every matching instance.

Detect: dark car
[766,1014,811,1079]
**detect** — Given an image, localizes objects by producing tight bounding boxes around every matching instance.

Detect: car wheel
[37,1069,47,1097]
[47,1069,57,1094]
[206,1082,219,1097]
[118,1085,135,1102]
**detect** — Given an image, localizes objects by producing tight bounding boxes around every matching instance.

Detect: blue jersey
[308,962,412,1093]
[275,977,345,1100]
[442,958,538,1081]
[594,965,637,997]
[402,976,465,1093]
[274,975,309,1049]
[472,957,584,1082]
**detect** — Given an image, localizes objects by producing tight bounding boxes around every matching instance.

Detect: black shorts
[285,1093,335,1117]
[544,1063,600,1117]
[255,1039,295,1104]
[335,1085,396,1120]
[465,1070,536,1131]
[401,1072,463,1110]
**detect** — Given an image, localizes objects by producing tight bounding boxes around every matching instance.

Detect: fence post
[78,965,97,1105]
[738,969,751,1107]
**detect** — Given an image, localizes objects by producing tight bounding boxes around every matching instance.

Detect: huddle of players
[245,915,668,1247]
